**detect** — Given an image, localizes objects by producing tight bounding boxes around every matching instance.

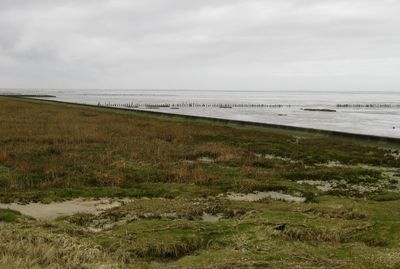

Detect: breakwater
[336,104,400,109]
[97,102,293,109]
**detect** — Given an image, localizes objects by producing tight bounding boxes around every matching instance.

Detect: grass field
[0,96,400,269]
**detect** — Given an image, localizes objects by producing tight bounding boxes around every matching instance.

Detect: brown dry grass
[0,224,122,269]
[1,97,400,269]
[0,97,398,197]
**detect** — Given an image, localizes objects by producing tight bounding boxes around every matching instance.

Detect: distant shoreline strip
[2,95,399,144]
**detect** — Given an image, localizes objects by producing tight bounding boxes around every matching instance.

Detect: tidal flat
[0,97,400,269]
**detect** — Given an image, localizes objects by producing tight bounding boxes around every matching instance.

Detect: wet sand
[0,198,129,220]
[226,191,306,203]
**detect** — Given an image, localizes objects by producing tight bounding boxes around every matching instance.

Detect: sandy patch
[0,198,131,220]
[201,212,223,222]
[197,157,215,163]
[255,153,292,162]
[297,180,337,192]
[226,191,305,203]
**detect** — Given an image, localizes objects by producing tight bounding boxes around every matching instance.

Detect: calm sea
[3,89,400,138]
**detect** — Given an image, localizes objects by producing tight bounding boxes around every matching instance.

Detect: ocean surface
[2,89,400,138]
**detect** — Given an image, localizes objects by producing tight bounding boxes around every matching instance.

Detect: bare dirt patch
[0,198,131,220]
[225,191,306,203]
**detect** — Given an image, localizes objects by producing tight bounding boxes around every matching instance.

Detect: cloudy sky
[0,0,399,91]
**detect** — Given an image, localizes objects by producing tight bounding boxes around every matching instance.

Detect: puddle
[197,157,215,163]
[314,162,400,192]
[201,212,223,222]
[297,180,335,192]
[226,192,305,203]
[254,153,297,163]
[317,161,400,175]
[0,198,130,220]
[318,161,344,168]
[255,153,292,162]
[297,179,388,194]
[264,154,291,161]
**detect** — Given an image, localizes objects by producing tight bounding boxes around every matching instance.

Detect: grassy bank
[0,97,399,268]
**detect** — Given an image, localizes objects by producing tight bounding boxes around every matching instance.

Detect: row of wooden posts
[96,102,400,109]
[97,102,293,109]
[336,104,400,108]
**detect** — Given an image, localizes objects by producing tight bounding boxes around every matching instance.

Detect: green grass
[285,167,384,184]
[0,97,399,268]
[369,191,400,201]
[0,183,212,203]
[0,208,21,222]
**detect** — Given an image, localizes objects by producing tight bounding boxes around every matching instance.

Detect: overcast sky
[0,0,399,91]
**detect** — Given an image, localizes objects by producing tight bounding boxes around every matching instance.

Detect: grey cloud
[0,0,399,90]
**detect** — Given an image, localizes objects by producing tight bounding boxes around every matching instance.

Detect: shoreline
[3,95,399,144]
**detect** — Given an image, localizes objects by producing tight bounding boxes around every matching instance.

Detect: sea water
[2,89,399,138]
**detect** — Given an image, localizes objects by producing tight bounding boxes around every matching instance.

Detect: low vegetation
[0,96,399,268]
